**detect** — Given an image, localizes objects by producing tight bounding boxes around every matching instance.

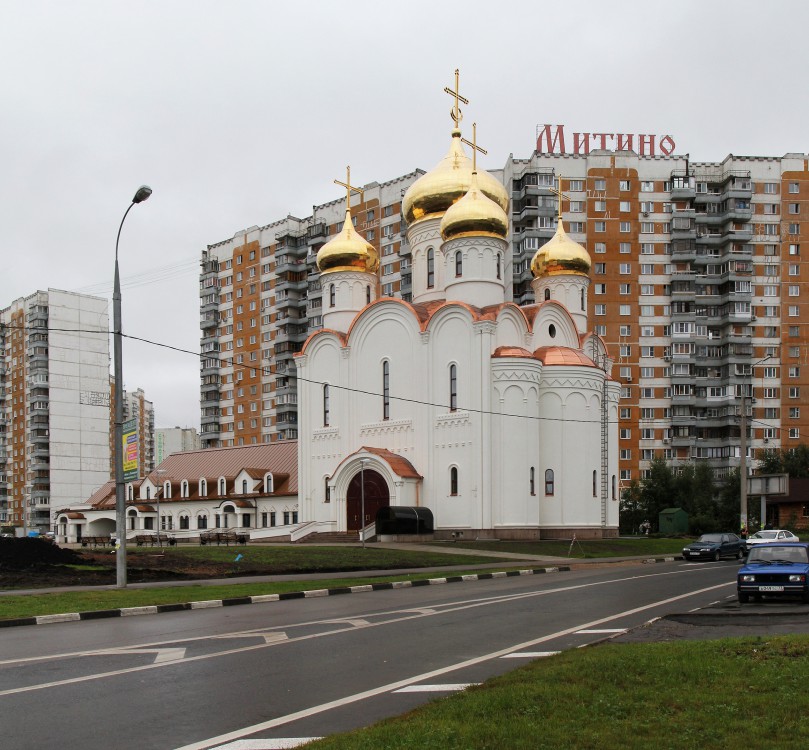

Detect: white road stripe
[212,741,321,749]
[576,629,626,634]
[501,651,560,659]
[213,633,288,644]
[393,683,478,693]
[173,580,733,750]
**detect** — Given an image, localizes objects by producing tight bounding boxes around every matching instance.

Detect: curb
[0,556,676,629]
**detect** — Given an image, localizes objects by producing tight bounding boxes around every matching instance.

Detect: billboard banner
[122,418,139,482]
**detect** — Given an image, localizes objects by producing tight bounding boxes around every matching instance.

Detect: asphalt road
[0,559,774,750]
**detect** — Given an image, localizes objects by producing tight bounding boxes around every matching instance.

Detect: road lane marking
[501,651,560,659]
[172,580,733,750]
[318,619,370,628]
[213,741,321,749]
[95,647,187,663]
[213,633,289,644]
[576,629,626,634]
[393,684,479,693]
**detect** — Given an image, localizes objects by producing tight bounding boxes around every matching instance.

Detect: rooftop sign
[536,124,676,157]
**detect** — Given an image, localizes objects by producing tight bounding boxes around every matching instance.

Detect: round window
[549,324,557,338]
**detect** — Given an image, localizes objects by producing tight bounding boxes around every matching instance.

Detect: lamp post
[360,459,367,549]
[114,185,152,588]
[740,355,771,534]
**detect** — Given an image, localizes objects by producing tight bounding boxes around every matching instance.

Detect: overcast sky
[2,0,807,429]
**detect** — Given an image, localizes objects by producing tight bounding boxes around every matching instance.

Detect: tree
[757,444,809,478]
[639,457,676,531]
[619,479,644,535]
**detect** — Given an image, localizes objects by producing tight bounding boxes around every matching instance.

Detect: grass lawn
[308,635,809,750]
[434,537,690,558]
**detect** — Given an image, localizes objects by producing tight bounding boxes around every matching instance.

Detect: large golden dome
[531,220,591,278]
[440,171,508,241]
[402,129,509,225]
[316,209,379,275]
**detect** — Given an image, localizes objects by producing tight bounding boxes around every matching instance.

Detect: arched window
[455,251,463,277]
[264,473,274,493]
[449,364,457,412]
[163,481,171,499]
[323,384,330,427]
[146,486,151,500]
[450,466,459,496]
[197,514,208,530]
[242,479,249,495]
[199,478,207,497]
[382,360,390,420]
[581,288,585,311]
[366,285,371,305]
[325,477,331,503]
[496,252,502,280]
[545,469,555,496]
[593,470,598,497]
[612,475,617,501]
[179,515,190,530]
[219,478,226,496]
[329,284,336,308]
[127,485,133,501]
[544,288,551,301]
[427,248,435,289]
[181,480,189,498]
[530,467,536,496]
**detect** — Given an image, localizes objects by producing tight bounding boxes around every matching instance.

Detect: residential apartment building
[0,289,111,532]
[200,171,422,448]
[201,145,809,492]
[155,426,201,464]
[504,147,809,488]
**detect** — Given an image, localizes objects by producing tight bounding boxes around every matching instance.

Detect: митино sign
[536,124,676,157]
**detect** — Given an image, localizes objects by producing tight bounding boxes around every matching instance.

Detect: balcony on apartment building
[670,173,696,201]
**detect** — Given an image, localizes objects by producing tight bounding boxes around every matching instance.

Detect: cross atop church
[461,122,487,172]
[334,165,364,209]
[443,68,469,127]
[548,173,571,221]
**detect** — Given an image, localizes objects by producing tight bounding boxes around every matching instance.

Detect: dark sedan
[738,542,809,603]
[682,533,744,561]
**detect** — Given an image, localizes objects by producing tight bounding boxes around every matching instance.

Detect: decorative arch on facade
[530,302,580,349]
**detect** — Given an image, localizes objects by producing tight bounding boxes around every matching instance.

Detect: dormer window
[265,473,274,493]
[199,478,207,497]
[163,481,171,499]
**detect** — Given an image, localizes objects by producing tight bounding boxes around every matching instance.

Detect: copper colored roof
[492,346,533,358]
[533,346,598,367]
[361,446,422,479]
[66,512,85,520]
[134,504,155,513]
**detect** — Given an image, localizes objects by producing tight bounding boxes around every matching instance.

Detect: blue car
[737,542,809,604]
[682,533,744,561]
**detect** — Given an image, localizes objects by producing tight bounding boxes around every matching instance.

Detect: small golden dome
[440,171,508,241]
[317,209,379,275]
[402,130,509,225]
[531,220,591,278]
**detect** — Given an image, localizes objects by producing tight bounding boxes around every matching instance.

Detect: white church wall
[531,303,581,350]
[493,306,530,349]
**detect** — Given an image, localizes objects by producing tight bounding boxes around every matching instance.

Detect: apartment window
[619,180,631,191]
[641,222,655,233]
[382,244,395,256]
[594,324,606,336]
[641,181,654,192]
[789,367,800,378]
[382,360,390,420]
[789,285,800,297]
[619,201,631,212]
[764,285,779,297]
[449,364,457,412]
[620,344,631,357]
[790,325,800,336]
[569,179,584,191]
[789,264,799,276]
[595,263,606,274]
[619,263,631,274]
[620,408,631,419]
[620,428,631,439]
[790,407,801,419]
[619,242,631,254]
[620,449,631,460]
[569,221,585,233]
[619,304,631,316]
[594,178,606,191]
[789,387,800,399]
[763,183,778,194]
[641,284,654,295]
[789,244,800,255]
[427,248,435,288]
[619,325,632,336]
[595,221,606,232]
[789,182,800,194]
[595,304,606,316]
[641,325,654,336]
[620,221,631,232]
[641,242,655,255]
[570,200,584,213]
[595,283,606,295]
[640,264,654,275]
[789,223,800,235]
[789,203,801,215]
[594,242,606,254]
[790,428,800,439]
[619,283,631,295]
[594,200,606,212]
[789,305,800,317]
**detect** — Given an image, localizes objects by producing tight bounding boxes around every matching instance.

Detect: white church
[296,104,621,540]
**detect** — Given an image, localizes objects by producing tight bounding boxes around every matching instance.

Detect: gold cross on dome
[443,68,469,127]
[334,165,364,208]
[548,172,571,220]
[461,123,487,172]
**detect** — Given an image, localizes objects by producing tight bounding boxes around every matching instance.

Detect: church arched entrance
[346,469,390,531]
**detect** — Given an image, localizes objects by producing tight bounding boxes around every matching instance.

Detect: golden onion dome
[402,129,509,225]
[316,209,379,275]
[440,171,508,241]
[530,220,592,278]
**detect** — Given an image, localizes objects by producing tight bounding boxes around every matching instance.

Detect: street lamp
[360,459,367,549]
[114,185,152,588]
[739,354,771,533]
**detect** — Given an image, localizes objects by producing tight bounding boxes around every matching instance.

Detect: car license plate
[759,586,784,592]
[689,552,700,555]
